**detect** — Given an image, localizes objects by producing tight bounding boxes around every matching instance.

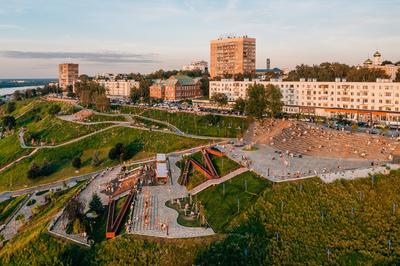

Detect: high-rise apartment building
[210,36,256,78]
[59,63,79,91]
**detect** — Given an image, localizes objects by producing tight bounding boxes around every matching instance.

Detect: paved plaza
[216,143,376,182]
[127,155,214,238]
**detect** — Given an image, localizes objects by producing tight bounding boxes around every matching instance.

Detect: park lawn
[23,115,111,145]
[0,133,30,168]
[178,151,240,190]
[117,105,250,138]
[14,101,111,146]
[0,127,210,192]
[7,98,38,118]
[0,194,28,225]
[197,171,270,233]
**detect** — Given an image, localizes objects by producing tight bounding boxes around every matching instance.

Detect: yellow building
[58,63,79,91]
[210,36,256,78]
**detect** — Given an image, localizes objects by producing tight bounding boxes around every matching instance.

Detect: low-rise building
[97,80,139,98]
[210,78,400,122]
[150,75,202,101]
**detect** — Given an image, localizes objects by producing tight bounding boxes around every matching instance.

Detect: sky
[0,0,399,78]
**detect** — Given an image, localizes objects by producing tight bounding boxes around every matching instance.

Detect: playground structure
[106,189,137,239]
[180,147,225,186]
[105,163,156,239]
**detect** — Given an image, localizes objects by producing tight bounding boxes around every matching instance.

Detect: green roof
[171,75,197,86]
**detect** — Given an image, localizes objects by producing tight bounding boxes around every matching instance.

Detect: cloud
[0,24,23,30]
[0,50,159,64]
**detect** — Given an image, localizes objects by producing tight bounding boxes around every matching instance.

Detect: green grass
[0,134,30,169]
[177,151,240,190]
[18,101,111,146]
[166,198,202,227]
[0,126,210,192]
[118,105,249,138]
[197,171,270,232]
[253,171,400,264]
[0,194,28,225]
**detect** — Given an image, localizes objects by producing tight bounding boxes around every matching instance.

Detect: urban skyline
[0,0,399,78]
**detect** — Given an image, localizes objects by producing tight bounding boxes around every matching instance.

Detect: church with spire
[362,50,399,80]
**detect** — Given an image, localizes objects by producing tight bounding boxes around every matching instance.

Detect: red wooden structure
[106,190,136,239]
[179,147,225,186]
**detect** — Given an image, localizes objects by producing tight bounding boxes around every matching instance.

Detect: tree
[12,90,22,101]
[233,98,246,113]
[245,84,268,119]
[211,93,228,107]
[130,89,141,103]
[27,162,41,179]
[108,143,127,161]
[395,69,400,82]
[64,198,84,222]
[265,84,283,118]
[200,76,209,96]
[6,101,16,113]
[48,104,61,115]
[347,67,390,82]
[91,151,101,166]
[2,115,16,131]
[89,193,104,214]
[72,156,82,169]
[95,94,110,111]
[381,60,393,66]
[72,218,85,234]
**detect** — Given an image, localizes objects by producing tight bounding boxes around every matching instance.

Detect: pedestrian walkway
[190,167,248,195]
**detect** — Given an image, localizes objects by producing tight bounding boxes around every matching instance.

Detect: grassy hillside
[118,105,249,138]
[197,171,270,232]
[255,171,400,264]
[17,101,109,146]
[0,126,209,191]
[0,134,30,169]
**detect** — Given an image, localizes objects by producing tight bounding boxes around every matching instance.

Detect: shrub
[72,156,82,169]
[48,104,61,115]
[27,199,36,206]
[89,193,104,214]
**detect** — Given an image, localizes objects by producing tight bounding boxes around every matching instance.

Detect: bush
[108,142,130,161]
[15,214,25,221]
[72,218,85,234]
[72,156,81,169]
[27,160,54,179]
[48,104,61,115]
[6,101,16,113]
[89,193,104,214]
[27,199,36,206]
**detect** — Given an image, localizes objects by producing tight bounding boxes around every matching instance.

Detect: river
[0,85,45,97]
